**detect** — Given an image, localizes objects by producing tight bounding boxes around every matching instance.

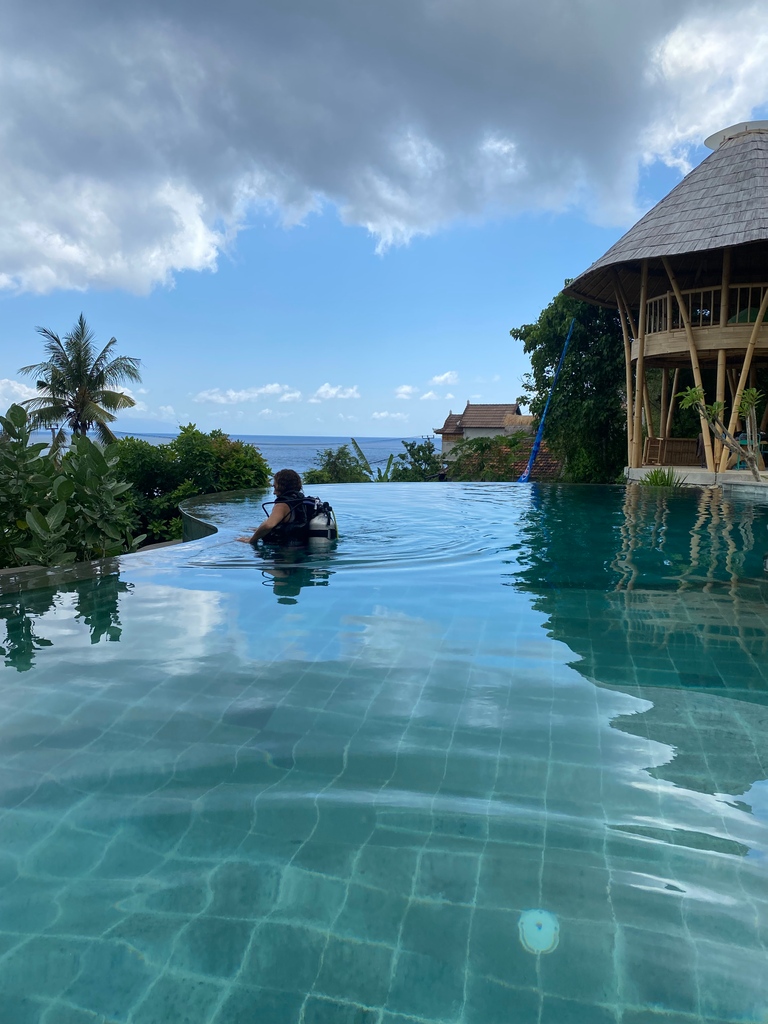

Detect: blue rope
[518,317,575,483]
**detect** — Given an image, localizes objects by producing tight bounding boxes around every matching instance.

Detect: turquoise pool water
[0,482,767,1024]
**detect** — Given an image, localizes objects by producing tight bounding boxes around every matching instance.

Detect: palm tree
[19,314,142,445]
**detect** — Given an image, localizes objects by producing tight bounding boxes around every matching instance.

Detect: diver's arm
[236,502,290,543]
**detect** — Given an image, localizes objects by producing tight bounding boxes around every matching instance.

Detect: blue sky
[1,1,766,436]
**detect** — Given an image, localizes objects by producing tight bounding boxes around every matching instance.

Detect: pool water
[0,482,767,1024]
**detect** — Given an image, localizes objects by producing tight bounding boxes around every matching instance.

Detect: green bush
[447,433,527,481]
[390,439,443,481]
[0,404,145,569]
[303,444,370,484]
[115,424,271,543]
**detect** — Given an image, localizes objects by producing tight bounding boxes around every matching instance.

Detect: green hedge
[115,425,271,542]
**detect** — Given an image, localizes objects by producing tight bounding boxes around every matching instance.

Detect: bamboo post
[632,261,648,468]
[662,256,715,472]
[715,349,726,465]
[727,369,743,431]
[718,285,768,471]
[665,368,680,439]
[643,383,655,438]
[719,248,731,328]
[615,289,635,465]
[659,368,669,440]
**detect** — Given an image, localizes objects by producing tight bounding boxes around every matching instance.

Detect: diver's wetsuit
[263,490,311,545]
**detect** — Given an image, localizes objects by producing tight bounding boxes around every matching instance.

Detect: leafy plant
[447,433,527,481]
[19,313,141,445]
[513,293,626,482]
[350,438,395,481]
[640,467,686,487]
[390,438,443,481]
[0,404,145,569]
[115,425,271,543]
[303,444,370,484]
[677,385,765,482]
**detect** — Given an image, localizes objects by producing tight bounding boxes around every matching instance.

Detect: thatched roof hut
[564,121,768,471]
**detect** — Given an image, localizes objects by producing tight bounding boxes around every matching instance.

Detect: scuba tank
[306,497,338,548]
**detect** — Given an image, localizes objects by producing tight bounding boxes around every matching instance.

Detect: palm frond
[94,420,118,445]
[80,400,117,426]
[96,389,137,412]
[102,355,142,386]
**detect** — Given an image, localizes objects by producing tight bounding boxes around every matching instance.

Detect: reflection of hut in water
[508,485,768,800]
[565,121,768,472]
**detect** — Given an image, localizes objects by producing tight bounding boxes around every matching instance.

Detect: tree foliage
[446,433,527,481]
[512,293,626,483]
[115,425,271,542]
[19,314,142,445]
[0,404,144,569]
[390,438,443,481]
[303,444,371,484]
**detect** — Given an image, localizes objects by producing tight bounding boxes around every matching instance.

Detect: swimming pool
[0,482,766,1024]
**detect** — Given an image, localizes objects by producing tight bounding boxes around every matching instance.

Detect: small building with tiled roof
[435,402,534,455]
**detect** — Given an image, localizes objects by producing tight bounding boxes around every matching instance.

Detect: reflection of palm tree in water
[258,548,335,605]
[0,569,132,670]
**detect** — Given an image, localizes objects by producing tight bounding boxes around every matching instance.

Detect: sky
[1,0,768,437]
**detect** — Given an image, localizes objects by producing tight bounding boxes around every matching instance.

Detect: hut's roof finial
[704,120,768,150]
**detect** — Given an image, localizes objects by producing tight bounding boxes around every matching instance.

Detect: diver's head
[273,468,302,497]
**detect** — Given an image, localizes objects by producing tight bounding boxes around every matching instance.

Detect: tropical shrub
[115,425,271,542]
[0,404,145,569]
[447,433,527,481]
[640,467,686,487]
[390,438,443,481]
[303,444,370,484]
[512,293,627,482]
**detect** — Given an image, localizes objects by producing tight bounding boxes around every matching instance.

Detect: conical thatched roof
[565,123,768,307]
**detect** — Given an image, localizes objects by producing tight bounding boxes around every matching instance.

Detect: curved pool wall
[1,482,767,1024]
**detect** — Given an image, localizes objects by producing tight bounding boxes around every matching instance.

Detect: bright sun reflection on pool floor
[0,482,766,1023]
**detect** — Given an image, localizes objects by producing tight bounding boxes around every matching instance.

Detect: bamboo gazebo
[565,121,768,472]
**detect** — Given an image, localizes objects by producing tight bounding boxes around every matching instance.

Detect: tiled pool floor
[0,483,766,1023]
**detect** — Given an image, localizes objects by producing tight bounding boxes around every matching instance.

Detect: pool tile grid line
[298,662,439,1024]
[379,660,475,1023]
[215,657,401,1024]
[456,652,516,1024]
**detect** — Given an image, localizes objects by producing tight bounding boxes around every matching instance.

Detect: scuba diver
[236,468,337,547]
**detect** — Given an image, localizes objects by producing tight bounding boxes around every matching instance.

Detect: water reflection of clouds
[0,573,226,673]
[342,605,439,668]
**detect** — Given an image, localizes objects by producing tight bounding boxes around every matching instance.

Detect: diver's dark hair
[274,468,302,495]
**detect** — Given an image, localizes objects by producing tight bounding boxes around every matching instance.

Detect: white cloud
[194,384,295,404]
[420,390,439,400]
[0,378,37,410]
[312,383,361,401]
[0,1,765,293]
[278,390,302,402]
[395,384,418,400]
[445,392,455,400]
[338,413,358,421]
[157,405,178,422]
[372,411,409,421]
[431,371,458,385]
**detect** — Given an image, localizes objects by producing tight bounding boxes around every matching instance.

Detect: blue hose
[518,317,575,483]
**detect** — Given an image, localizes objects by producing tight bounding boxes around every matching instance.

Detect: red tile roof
[436,402,522,433]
